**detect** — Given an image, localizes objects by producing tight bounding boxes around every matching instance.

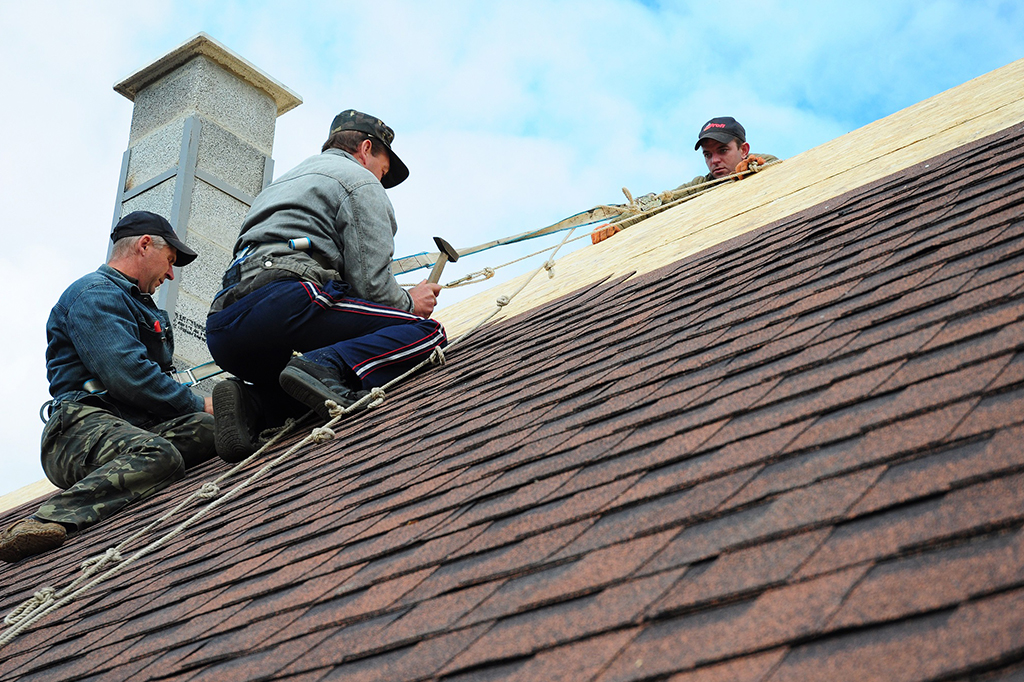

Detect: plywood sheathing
[437,57,1024,336]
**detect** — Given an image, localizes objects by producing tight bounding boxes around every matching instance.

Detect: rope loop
[4,587,55,626]
[430,347,447,366]
[81,547,122,571]
[367,387,387,408]
[444,267,497,289]
[311,426,336,443]
[196,482,220,499]
[496,295,511,307]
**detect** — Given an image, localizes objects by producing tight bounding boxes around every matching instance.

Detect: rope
[1,161,777,647]
[0,416,303,647]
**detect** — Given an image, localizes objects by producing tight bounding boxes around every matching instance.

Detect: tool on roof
[427,237,460,284]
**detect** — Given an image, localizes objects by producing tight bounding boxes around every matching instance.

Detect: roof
[2,70,1024,680]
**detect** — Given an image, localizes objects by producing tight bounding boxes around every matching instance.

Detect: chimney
[111,32,301,372]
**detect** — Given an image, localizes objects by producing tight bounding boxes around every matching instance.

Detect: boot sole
[0,526,66,563]
[213,381,259,463]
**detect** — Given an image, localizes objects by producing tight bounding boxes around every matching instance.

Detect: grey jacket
[216,149,413,313]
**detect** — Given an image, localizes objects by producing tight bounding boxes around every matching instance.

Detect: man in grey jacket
[206,110,444,462]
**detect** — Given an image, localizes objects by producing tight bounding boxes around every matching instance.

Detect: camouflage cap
[329,109,410,188]
[695,116,746,150]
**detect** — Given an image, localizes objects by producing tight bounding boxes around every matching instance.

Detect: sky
[1,0,1022,497]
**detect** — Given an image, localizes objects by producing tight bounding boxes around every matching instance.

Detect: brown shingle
[3,90,1024,682]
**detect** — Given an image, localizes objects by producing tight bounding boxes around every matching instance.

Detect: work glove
[734,155,768,177]
[591,224,622,244]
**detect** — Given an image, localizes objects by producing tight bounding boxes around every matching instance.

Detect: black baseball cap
[111,211,198,266]
[329,109,410,188]
[695,117,746,150]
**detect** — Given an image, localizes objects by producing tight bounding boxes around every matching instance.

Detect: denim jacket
[223,149,413,313]
[45,264,203,427]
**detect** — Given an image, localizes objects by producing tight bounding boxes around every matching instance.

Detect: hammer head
[433,236,460,263]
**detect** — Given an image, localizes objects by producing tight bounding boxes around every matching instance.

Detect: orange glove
[734,155,768,177]
[591,224,622,244]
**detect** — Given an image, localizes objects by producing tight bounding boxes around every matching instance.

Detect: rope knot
[81,547,122,571]
[430,347,447,366]
[197,482,221,499]
[482,267,495,278]
[367,387,387,408]
[496,295,510,307]
[326,399,345,418]
[311,426,336,443]
[635,193,662,212]
[544,260,555,278]
[4,587,55,626]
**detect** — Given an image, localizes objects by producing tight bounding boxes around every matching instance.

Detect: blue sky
[1,0,1022,496]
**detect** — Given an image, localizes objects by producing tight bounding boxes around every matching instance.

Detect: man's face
[138,239,177,295]
[700,138,750,178]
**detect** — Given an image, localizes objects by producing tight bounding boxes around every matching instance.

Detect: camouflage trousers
[35,401,215,531]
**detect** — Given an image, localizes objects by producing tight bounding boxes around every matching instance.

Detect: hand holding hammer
[410,236,459,318]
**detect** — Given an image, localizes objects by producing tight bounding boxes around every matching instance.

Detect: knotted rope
[1,160,774,646]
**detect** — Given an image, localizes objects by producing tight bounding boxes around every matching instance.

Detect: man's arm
[65,285,204,417]
[340,181,414,312]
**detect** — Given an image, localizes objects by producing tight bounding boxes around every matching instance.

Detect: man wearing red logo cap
[683,116,778,186]
[592,117,779,244]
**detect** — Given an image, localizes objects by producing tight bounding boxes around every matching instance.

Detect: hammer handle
[427,254,449,284]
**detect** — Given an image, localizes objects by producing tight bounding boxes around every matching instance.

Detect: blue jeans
[206,279,446,420]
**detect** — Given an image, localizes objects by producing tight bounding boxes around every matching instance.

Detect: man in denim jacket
[207,109,446,463]
[0,212,215,563]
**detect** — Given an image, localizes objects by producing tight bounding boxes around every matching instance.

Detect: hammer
[427,236,460,284]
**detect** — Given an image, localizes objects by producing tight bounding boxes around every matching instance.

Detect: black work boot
[213,379,262,463]
[278,357,368,421]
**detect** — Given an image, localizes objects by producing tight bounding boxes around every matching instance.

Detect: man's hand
[203,395,214,415]
[591,224,622,244]
[410,280,443,318]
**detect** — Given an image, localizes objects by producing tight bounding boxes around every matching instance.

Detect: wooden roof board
[436,56,1024,337]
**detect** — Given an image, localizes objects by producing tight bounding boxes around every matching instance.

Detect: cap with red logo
[694,117,746,150]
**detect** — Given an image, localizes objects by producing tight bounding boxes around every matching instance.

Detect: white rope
[0,415,303,647]
[0,186,602,647]
[4,588,54,627]
[311,426,336,443]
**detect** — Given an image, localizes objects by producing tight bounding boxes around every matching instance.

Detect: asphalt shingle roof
[2,120,1023,681]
